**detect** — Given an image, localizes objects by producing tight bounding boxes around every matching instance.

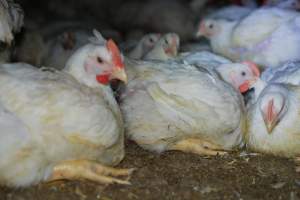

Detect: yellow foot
[47,160,135,185]
[168,138,228,156]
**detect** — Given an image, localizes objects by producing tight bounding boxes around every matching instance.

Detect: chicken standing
[0,30,132,187]
[197,7,300,68]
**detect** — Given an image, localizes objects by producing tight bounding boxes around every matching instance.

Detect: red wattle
[96,74,110,85]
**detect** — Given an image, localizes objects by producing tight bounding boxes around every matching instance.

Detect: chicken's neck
[252,78,267,101]
[210,21,237,59]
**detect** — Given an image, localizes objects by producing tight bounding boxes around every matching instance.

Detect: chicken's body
[0,31,131,187]
[246,83,300,157]
[0,63,124,186]
[198,8,300,68]
[120,59,245,155]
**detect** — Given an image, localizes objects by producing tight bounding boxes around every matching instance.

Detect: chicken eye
[97,57,103,63]
[149,38,154,43]
[208,24,214,29]
[241,71,246,76]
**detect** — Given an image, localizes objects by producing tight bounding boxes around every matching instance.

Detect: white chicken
[119,58,246,156]
[126,33,161,59]
[0,30,132,187]
[245,83,300,169]
[143,33,180,61]
[197,7,300,68]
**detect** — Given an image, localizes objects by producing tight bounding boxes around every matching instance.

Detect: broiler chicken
[143,33,180,61]
[0,30,132,187]
[119,58,245,156]
[245,83,300,171]
[197,7,300,68]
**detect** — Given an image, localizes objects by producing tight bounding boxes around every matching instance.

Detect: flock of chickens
[0,0,300,188]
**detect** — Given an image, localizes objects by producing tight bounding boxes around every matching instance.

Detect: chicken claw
[168,138,228,156]
[47,160,135,185]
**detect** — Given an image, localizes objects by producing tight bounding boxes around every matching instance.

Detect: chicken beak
[239,78,257,93]
[195,22,206,38]
[265,119,277,134]
[263,99,278,134]
[111,68,127,84]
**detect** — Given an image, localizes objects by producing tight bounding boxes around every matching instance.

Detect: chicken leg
[168,138,228,156]
[47,160,135,185]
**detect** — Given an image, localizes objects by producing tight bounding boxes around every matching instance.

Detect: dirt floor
[1,141,300,200]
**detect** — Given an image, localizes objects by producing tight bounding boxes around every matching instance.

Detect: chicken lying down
[177,51,261,95]
[245,83,300,171]
[0,30,132,187]
[126,33,161,59]
[143,33,180,61]
[120,58,246,156]
[197,7,300,68]
[230,61,300,171]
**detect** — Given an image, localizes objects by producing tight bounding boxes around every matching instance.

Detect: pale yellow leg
[168,138,228,156]
[47,160,135,185]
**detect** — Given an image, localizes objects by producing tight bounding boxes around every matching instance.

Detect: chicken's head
[161,33,180,57]
[141,33,161,52]
[196,19,221,38]
[84,39,127,85]
[259,85,289,134]
[217,61,260,93]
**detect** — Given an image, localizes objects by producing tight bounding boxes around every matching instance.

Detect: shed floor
[1,141,300,200]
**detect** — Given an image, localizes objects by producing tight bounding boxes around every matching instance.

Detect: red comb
[242,61,260,77]
[106,39,124,69]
